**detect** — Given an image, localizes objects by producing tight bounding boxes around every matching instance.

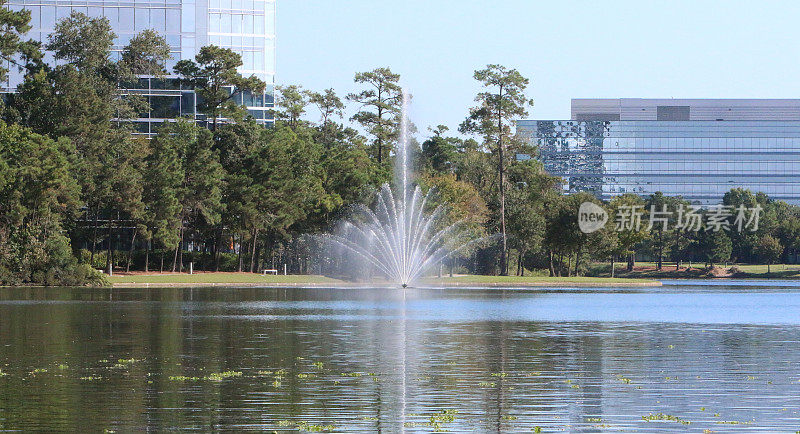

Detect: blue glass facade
[517,120,800,204]
[3,0,276,134]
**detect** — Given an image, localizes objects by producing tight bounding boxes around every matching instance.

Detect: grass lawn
[109,272,343,286]
[425,275,647,283]
[590,262,800,279]
[421,275,660,286]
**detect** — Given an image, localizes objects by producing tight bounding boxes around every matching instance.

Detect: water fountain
[325,91,478,287]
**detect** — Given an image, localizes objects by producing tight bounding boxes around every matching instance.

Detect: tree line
[1,7,799,286]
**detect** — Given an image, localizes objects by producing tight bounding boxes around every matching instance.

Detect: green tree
[309,88,345,127]
[0,122,104,285]
[0,0,42,82]
[213,119,266,271]
[698,229,732,268]
[347,67,402,165]
[542,194,582,277]
[586,215,620,277]
[15,12,171,270]
[421,126,459,174]
[454,138,493,194]
[142,125,182,271]
[667,197,693,269]
[608,194,650,271]
[755,234,782,274]
[566,192,608,277]
[459,64,534,275]
[722,188,760,262]
[46,11,115,73]
[174,45,266,129]
[314,124,382,223]
[245,125,327,272]
[275,84,309,129]
[309,88,345,144]
[121,29,171,77]
[773,211,800,263]
[644,192,682,270]
[419,171,488,276]
[148,119,224,272]
[505,157,561,275]
[218,123,328,273]
[12,12,140,136]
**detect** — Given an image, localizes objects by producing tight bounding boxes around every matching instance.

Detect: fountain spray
[325,90,479,287]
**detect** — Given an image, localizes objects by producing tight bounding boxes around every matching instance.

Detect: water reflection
[0,285,799,431]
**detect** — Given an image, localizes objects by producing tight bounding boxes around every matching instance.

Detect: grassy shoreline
[587,262,800,280]
[105,272,661,288]
[11,264,800,288]
[108,272,344,287]
[420,275,661,287]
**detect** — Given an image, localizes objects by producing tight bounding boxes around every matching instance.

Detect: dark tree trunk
[105,214,114,274]
[237,233,243,272]
[497,88,507,276]
[126,230,137,273]
[377,89,383,165]
[145,239,150,273]
[256,239,264,273]
[610,255,615,278]
[214,225,222,272]
[657,246,663,270]
[177,225,185,273]
[567,254,572,277]
[90,207,99,265]
[249,229,259,273]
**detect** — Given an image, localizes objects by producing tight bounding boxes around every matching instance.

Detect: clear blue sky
[278,0,800,137]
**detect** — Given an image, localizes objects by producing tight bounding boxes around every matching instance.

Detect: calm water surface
[2,281,800,432]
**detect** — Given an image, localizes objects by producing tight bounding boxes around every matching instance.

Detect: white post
[189,262,193,275]
[284,263,287,275]
[108,262,113,276]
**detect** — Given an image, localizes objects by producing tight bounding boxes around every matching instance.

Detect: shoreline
[104,272,664,288]
[109,280,663,288]
[15,270,800,288]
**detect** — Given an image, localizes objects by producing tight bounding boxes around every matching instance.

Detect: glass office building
[517,99,800,204]
[3,0,276,134]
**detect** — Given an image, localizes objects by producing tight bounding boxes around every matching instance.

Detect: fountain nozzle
[401,283,408,288]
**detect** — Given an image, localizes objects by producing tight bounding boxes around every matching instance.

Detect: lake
[1,281,800,432]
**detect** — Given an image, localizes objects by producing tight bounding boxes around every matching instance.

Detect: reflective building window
[517,120,800,204]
